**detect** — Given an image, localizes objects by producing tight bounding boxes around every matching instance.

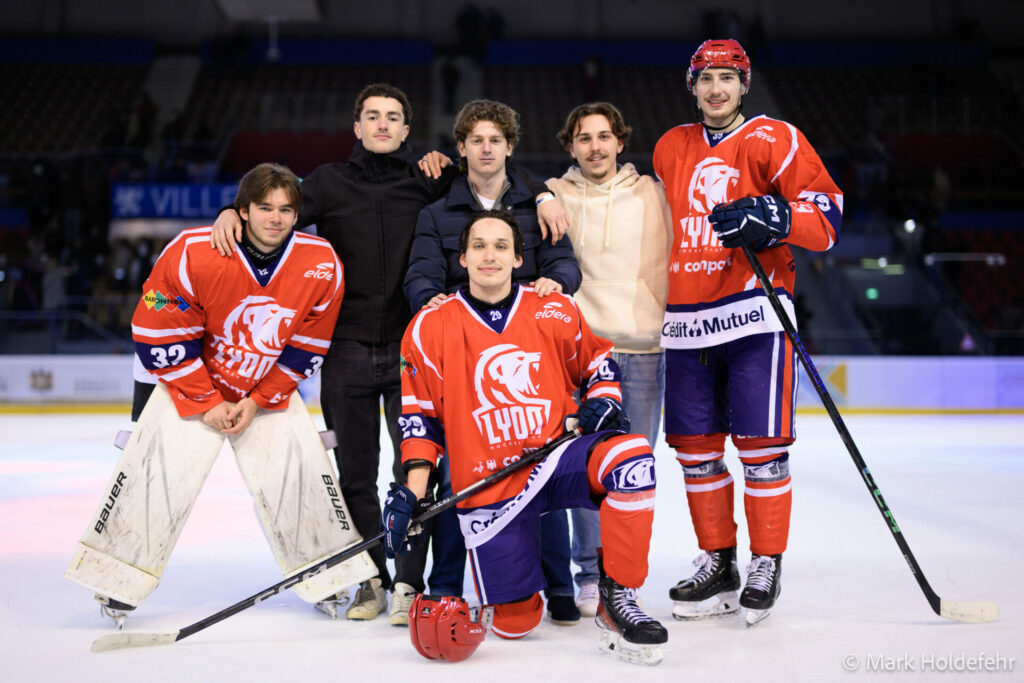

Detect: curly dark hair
[453,99,520,148]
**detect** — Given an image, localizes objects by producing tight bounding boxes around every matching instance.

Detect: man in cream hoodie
[547,102,673,616]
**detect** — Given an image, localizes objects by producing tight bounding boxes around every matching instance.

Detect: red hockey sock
[674,433,737,551]
[588,435,656,588]
[738,447,792,555]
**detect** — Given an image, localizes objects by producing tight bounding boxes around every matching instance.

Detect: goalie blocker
[66,384,375,610]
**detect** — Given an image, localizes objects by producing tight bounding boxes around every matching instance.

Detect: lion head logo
[217,295,297,355]
[471,344,551,432]
[688,157,740,214]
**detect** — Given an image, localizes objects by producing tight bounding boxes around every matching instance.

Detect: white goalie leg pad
[230,392,376,603]
[65,383,226,603]
[66,543,160,606]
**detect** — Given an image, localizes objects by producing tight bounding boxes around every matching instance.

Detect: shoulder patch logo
[688,156,740,214]
[142,289,188,312]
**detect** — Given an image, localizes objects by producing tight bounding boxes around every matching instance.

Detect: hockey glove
[709,195,791,251]
[381,483,428,558]
[574,397,631,434]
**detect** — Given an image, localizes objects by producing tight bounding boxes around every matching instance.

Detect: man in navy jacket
[404,99,580,310]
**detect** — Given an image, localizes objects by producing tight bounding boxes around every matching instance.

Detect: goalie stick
[741,244,998,625]
[90,429,580,652]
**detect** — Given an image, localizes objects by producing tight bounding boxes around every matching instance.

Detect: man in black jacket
[210,84,568,621]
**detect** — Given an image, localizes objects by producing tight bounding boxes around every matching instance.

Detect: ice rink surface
[2,409,1022,682]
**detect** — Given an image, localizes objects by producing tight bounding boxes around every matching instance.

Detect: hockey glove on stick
[573,397,630,434]
[381,483,430,558]
[709,195,791,251]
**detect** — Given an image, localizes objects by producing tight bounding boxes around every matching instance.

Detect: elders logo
[304,262,335,281]
[212,295,296,379]
[687,157,740,214]
[471,343,551,446]
[535,301,572,323]
[744,125,776,143]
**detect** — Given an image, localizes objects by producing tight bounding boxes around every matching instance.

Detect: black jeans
[320,338,409,591]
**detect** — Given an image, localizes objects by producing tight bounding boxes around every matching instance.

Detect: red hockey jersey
[653,115,842,348]
[399,287,621,507]
[132,227,343,416]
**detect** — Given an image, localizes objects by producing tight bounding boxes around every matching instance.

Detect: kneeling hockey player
[383,210,668,665]
[66,163,375,627]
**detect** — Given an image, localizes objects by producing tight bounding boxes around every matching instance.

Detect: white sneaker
[388,582,418,626]
[346,578,386,620]
[576,581,600,617]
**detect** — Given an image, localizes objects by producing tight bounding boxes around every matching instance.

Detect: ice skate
[669,547,740,621]
[596,566,667,665]
[314,590,352,619]
[95,594,135,630]
[741,553,781,627]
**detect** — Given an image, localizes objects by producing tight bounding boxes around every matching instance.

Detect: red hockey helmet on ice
[409,595,492,662]
[687,39,752,92]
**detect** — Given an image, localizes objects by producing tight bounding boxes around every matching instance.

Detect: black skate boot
[741,553,782,627]
[669,546,740,620]
[596,558,667,665]
[95,594,135,630]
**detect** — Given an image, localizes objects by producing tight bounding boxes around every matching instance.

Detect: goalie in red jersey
[382,210,667,665]
[66,163,375,628]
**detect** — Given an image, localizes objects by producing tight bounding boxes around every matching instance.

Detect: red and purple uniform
[399,286,655,636]
[653,114,842,555]
[132,227,343,416]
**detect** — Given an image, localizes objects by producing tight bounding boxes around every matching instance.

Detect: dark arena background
[2,2,1022,681]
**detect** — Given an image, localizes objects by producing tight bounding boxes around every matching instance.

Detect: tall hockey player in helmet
[653,39,843,625]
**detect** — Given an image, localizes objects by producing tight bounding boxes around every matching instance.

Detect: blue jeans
[571,350,664,587]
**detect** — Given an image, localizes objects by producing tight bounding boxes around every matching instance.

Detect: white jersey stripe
[290,334,330,350]
[131,324,204,338]
[158,357,204,381]
[770,122,800,185]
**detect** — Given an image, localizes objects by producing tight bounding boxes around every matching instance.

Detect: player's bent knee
[490,593,543,640]
[588,435,656,494]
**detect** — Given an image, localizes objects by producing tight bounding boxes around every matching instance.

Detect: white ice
[3,411,1022,682]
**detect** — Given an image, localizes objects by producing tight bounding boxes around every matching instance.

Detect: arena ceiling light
[214,0,321,22]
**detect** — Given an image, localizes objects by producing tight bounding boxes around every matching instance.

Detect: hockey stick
[91,429,580,652]
[741,244,998,624]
